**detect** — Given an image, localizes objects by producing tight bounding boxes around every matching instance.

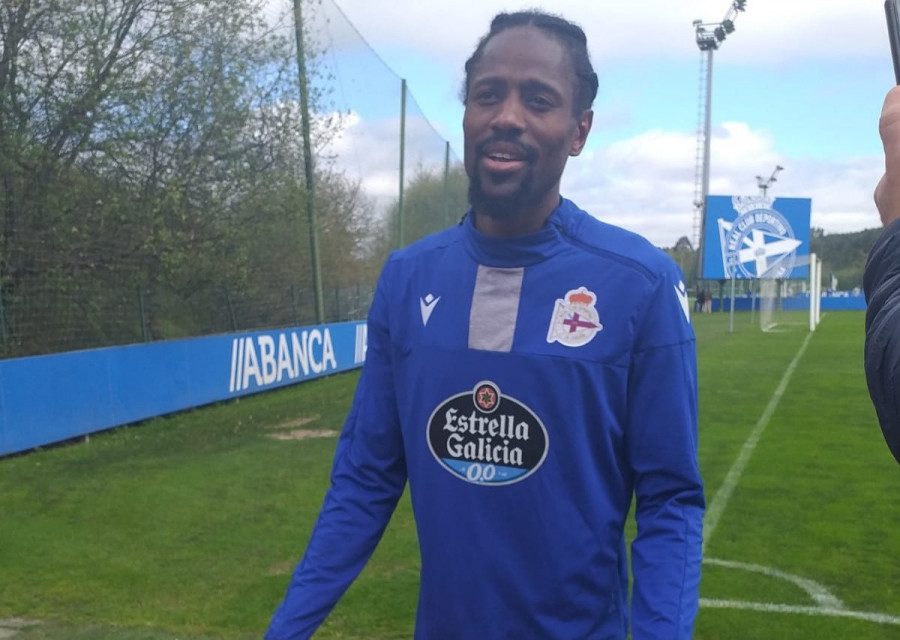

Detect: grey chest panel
[468,265,525,353]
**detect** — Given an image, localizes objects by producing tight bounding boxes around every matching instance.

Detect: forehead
[470,26,573,94]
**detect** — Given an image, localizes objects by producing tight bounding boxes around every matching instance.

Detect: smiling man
[463,23,592,236]
[266,11,704,640]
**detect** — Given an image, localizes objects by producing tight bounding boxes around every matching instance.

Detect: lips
[478,140,534,173]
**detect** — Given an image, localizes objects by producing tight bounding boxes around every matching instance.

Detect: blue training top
[266,197,705,640]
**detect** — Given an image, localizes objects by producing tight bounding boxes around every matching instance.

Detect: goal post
[758,252,819,333]
[809,252,821,331]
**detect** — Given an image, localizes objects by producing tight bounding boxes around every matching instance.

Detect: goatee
[468,168,537,221]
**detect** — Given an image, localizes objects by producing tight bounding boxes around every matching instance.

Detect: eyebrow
[471,76,565,99]
[518,78,564,99]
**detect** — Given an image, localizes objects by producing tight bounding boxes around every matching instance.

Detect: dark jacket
[864,218,900,464]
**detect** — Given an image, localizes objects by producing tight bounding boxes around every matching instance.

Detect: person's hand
[875,86,900,227]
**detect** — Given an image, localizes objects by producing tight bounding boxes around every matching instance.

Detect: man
[267,11,704,639]
[867,85,900,464]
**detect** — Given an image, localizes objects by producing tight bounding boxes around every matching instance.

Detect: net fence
[0,0,464,359]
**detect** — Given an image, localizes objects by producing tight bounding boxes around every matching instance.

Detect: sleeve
[265,266,408,640]
[626,263,705,639]
[863,218,900,464]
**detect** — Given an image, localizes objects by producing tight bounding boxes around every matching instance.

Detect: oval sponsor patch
[426,381,549,486]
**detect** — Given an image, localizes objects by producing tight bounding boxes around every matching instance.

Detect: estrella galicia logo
[426,381,549,486]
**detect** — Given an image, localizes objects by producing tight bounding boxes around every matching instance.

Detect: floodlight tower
[756,164,784,196]
[692,0,747,275]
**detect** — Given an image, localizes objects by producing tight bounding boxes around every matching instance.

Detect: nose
[490,94,526,133]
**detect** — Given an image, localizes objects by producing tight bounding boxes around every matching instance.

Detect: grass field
[1,310,898,639]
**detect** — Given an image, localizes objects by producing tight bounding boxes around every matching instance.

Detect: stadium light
[756,165,784,197]
[692,1,748,275]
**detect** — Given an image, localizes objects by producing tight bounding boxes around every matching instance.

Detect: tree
[664,236,698,287]
[810,226,882,291]
[0,0,363,355]
[369,163,468,268]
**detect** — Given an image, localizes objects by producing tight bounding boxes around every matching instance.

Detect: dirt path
[0,619,40,639]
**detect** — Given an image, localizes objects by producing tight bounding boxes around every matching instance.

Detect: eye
[472,88,500,105]
[524,91,556,112]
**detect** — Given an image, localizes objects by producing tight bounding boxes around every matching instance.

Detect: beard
[467,165,539,221]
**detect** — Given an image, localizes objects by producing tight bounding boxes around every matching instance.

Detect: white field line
[702,331,815,554]
[700,326,900,627]
[700,599,900,626]
[703,558,843,609]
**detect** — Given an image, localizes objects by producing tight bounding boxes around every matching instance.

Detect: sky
[292,0,895,248]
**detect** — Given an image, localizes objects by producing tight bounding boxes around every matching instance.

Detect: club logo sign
[718,195,803,279]
[427,381,549,486]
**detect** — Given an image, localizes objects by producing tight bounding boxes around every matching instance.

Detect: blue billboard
[701,195,812,280]
[0,321,368,457]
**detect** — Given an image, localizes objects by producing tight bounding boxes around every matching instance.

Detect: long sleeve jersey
[864,218,900,464]
[266,198,705,640]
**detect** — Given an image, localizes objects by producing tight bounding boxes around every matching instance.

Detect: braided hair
[462,10,599,115]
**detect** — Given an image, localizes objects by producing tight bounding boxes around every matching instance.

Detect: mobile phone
[886,0,900,84]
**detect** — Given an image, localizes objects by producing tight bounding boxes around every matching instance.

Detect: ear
[569,109,593,157]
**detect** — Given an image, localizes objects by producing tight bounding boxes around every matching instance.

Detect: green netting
[0,0,465,358]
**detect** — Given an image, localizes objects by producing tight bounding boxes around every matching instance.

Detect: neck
[473,194,561,238]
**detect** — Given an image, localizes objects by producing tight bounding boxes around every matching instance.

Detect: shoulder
[552,201,693,344]
[383,224,465,270]
[865,219,900,303]
[863,220,900,463]
[552,199,679,283]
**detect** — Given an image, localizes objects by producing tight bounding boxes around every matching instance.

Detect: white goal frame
[757,252,820,333]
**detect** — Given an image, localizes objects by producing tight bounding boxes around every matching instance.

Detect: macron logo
[675,280,690,323]
[420,294,441,326]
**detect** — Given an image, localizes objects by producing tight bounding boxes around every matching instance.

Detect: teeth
[489,153,514,161]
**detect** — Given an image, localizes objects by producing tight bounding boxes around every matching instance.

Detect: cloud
[563,121,881,247]
[321,0,889,67]
[323,107,881,248]
[320,109,451,213]
[321,105,882,247]
[283,0,886,248]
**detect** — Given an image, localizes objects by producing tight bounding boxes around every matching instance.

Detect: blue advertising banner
[0,321,368,457]
[701,195,812,280]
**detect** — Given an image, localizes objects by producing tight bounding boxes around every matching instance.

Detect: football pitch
[1,310,897,639]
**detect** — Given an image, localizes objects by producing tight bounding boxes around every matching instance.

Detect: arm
[265,273,407,639]
[865,87,900,464]
[874,86,900,229]
[627,267,705,639]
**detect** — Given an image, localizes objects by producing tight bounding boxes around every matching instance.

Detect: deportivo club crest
[718,195,802,279]
[426,381,549,486]
[546,287,603,347]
